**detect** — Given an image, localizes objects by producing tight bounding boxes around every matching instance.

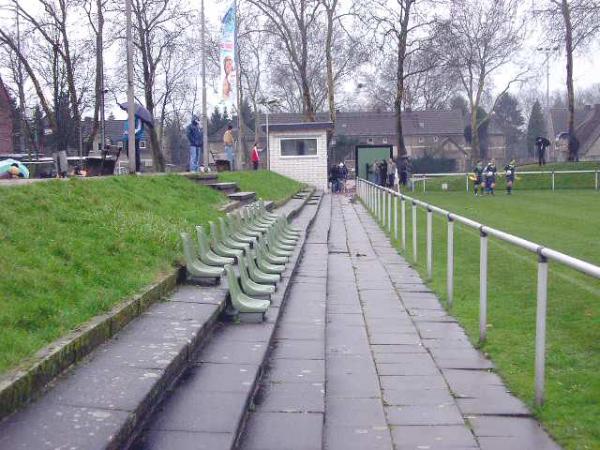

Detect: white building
[266,122,333,191]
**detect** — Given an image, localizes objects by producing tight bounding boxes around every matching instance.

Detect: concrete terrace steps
[0,194,316,450]
[131,193,323,449]
[205,182,239,195]
[227,191,257,206]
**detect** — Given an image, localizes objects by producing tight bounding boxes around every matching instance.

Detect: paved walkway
[239,194,560,450]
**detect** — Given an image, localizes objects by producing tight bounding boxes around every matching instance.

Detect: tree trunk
[562,0,577,161]
[325,3,336,123]
[87,0,104,153]
[395,1,412,158]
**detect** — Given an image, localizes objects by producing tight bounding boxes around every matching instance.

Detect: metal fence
[356,178,600,407]
[410,169,600,192]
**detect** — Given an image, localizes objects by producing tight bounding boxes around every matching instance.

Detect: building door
[355,145,393,180]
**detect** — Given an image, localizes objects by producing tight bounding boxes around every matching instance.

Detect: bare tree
[131,0,191,171]
[245,0,321,121]
[437,0,528,160]
[536,0,600,160]
[370,0,439,157]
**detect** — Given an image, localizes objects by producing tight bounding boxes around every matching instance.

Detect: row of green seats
[180,201,301,317]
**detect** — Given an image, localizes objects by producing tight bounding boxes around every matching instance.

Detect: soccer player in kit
[504,159,516,195]
[473,160,484,196]
[484,159,497,195]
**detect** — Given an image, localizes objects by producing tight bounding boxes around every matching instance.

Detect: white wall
[269,130,329,191]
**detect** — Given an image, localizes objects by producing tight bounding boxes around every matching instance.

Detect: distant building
[0,77,14,155]
[254,111,506,172]
[547,105,600,161]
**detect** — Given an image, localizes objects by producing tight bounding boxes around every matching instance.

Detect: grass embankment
[375,191,599,449]
[0,171,302,375]
[418,161,600,192]
[217,170,304,204]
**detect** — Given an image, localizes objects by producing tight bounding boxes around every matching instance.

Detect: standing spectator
[393,162,400,192]
[378,159,387,187]
[123,117,144,173]
[338,162,348,193]
[186,116,203,172]
[535,136,550,166]
[329,164,339,193]
[387,158,397,188]
[373,161,380,185]
[251,142,261,170]
[399,156,410,187]
[223,124,235,171]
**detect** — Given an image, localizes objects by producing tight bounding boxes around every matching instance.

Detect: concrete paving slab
[271,339,325,360]
[186,363,260,393]
[385,404,465,426]
[268,359,325,383]
[255,381,325,413]
[276,323,326,341]
[380,375,448,391]
[240,412,323,450]
[150,391,247,433]
[468,416,561,449]
[44,364,163,411]
[326,397,387,427]
[325,425,393,450]
[390,425,478,449]
[383,387,455,406]
[196,339,268,366]
[0,402,132,450]
[92,337,187,370]
[137,430,233,450]
[142,301,218,321]
[371,344,427,354]
[376,360,440,376]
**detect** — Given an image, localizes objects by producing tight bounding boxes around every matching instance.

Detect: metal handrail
[356,178,600,407]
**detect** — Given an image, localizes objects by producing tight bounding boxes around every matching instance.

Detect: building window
[433,136,439,142]
[118,141,123,149]
[367,138,374,144]
[382,138,388,144]
[418,137,424,143]
[280,138,318,156]
[139,140,147,149]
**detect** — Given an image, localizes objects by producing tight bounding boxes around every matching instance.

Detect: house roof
[263,121,334,132]
[550,105,600,155]
[549,108,591,135]
[260,110,469,138]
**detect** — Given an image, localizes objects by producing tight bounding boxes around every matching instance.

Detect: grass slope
[377,190,599,449]
[419,161,600,192]
[217,170,304,204]
[0,172,301,375]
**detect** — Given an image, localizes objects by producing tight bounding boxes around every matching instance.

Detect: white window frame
[278,135,321,159]
[139,140,147,149]
[418,136,424,143]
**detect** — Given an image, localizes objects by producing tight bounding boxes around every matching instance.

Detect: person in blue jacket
[186,116,203,172]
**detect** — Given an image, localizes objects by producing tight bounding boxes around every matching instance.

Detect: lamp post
[258,99,280,171]
[201,0,208,168]
[125,0,136,174]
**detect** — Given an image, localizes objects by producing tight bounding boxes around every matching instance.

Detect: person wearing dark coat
[186,116,203,172]
[378,159,387,187]
[535,136,550,166]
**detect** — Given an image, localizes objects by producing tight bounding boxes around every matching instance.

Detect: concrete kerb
[0,267,184,420]
[0,188,313,422]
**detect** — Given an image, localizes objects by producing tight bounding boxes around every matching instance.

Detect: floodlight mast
[125,0,136,174]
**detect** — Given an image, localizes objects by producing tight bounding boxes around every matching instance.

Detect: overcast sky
[3,0,600,119]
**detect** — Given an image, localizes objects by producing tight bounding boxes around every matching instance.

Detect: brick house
[0,77,14,155]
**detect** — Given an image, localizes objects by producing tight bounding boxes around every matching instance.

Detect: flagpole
[125,0,136,174]
[201,0,208,168]
[235,0,242,171]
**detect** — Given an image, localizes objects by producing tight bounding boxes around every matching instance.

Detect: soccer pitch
[391,190,600,449]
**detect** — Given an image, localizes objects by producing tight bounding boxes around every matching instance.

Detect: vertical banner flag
[221,3,236,109]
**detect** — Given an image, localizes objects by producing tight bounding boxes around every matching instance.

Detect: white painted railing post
[596,170,599,191]
[535,254,549,407]
[401,197,406,251]
[426,208,433,279]
[552,170,555,191]
[479,229,488,344]
[387,191,392,232]
[412,201,417,262]
[466,173,469,193]
[447,217,454,309]
[381,189,386,225]
[394,195,398,241]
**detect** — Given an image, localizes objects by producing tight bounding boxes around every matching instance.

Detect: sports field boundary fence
[409,169,600,192]
[356,178,600,407]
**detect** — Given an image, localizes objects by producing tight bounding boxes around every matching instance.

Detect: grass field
[217,170,304,204]
[373,190,599,450]
[417,161,600,192]
[0,172,301,375]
